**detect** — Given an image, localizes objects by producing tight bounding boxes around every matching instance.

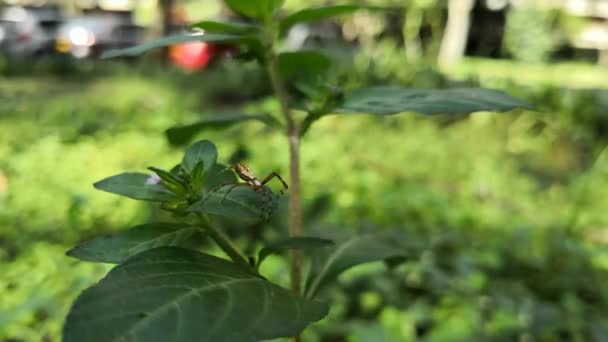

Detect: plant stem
[287,135,302,295]
[197,214,255,273]
[267,53,303,296]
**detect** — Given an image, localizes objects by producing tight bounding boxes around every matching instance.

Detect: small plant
[63,1,530,341]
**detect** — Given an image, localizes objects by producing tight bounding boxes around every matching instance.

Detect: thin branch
[267,52,304,297]
[267,53,296,132]
[197,214,255,273]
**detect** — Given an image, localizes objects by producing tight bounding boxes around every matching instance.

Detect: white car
[55,11,142,59]
[0,5,62,56]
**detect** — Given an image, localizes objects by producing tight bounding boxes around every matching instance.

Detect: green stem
[267,52,303,297]
[262,17,304,339]
[197,214,255,273]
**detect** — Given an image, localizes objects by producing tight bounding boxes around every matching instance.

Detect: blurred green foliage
[503,6,558,63]
[449,58,608,89]
[2,47,608,341]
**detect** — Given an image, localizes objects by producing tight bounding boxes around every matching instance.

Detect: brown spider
[208,163,288,220]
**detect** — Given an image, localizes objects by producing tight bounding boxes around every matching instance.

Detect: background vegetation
[2,1,608,341]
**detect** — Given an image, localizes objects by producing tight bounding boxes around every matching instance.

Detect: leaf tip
[92,179,104,190]
[65,246,78,257]
[100,50,121,59]
[164,127,186,146]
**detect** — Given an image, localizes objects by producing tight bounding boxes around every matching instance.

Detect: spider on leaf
[206,163,288,220]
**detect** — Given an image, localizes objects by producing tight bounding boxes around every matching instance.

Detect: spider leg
[198,165,238,204]
[198,182,231,206]
[221,183,251,204]
[207,183,229,193]
[253,185,273,221]
[217,165,233,174]
[260,172,288,195]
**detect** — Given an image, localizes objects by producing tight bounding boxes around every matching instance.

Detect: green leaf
[190,161,206,192]
[280,5,374,34]
[278,51,331,83]
[258,237,334,266]
[93,172,176,202]
[63,247,329,342]
[147,167,189,195]
[265,0,285,14]
[166,114,277,146]
[101,33,254,58]
[66,223,203,264]
[224,0,284,19]
[190,186,275,221]
[304,233,407,298]
[182,140,217,175]
[336,87,533,116]
[190,20,259,34]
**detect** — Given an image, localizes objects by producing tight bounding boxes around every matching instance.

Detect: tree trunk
[438,0,475,68]
[403,5,423,61]
[158,0,174,64]
[599,49,608,67]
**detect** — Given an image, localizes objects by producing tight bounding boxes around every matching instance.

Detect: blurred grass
[1,55,608,341]
[448,58,608,89]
